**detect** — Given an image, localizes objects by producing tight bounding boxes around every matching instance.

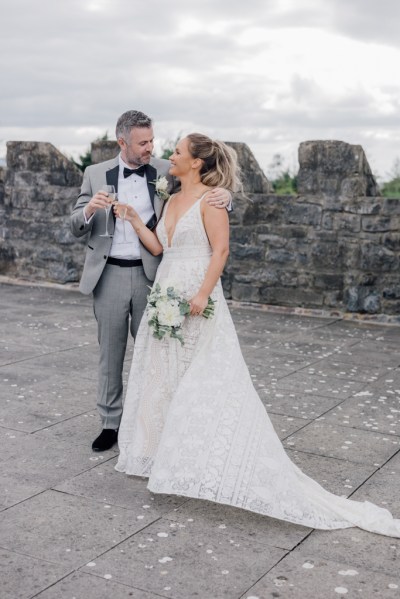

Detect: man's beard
[128,152,152,167]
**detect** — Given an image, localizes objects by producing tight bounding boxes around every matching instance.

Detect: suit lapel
[146,164,157,210]
[106,164,119,191]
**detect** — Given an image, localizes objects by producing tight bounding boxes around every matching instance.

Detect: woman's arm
[189,199,230,315]
[114,203,163,256]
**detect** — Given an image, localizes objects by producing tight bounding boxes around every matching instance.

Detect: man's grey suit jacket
[70,155,173,295]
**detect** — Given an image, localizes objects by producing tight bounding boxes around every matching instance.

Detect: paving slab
[333,347,400,368]
[0,548,71,599]
[268,413,311,440]
[261,388,343,419]
[1,374,96,432]
[286,449,377,496]
[243,347,317,370]
[0,490,154,568]
[350,464,400,513]
[321,392,400,436]
[263,337,342,358]
[34,571,162,599]
[301,358,395,383]
[243,550,400,599]
[275,371,366,399]
[19,347,99,380]
[163,498,311,551]
[55,458,186,514]
[0,432,113,510]
[81,519,287,599]
[297,527,400,577]
[382,450,400,472]
[33,410,102,446]
[284,421,400,465]
[232,308,336,334]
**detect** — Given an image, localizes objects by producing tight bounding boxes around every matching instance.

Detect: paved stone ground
[1,281,400,599]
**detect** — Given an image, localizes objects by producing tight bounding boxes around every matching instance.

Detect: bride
[114,133,400,538]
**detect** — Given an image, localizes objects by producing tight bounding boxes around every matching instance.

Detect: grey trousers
[92,263,152,430]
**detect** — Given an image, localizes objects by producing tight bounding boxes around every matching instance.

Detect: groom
[71,110,231,451]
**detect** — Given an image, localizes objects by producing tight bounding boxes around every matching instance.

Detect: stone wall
[0,142,84,282]
[0,139,399,316]
[224,141,400,315]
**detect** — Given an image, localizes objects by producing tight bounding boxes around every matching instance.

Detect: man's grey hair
[115,110,153,141]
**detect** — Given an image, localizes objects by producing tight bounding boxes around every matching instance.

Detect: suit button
[79,225,84,230]
[104,255,107,259]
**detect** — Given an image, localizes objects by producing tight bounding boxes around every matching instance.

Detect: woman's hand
[189,292,209,316]
[113,202,138,222]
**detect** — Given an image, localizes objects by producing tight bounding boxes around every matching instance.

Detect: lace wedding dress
[116,194,400,537]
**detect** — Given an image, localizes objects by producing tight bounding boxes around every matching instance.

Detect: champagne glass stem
[122,208,127,242]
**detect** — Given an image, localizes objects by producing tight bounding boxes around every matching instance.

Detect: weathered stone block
[229,226,255,244]
[226,142,271,193]
[342,197,382,215]
[6,142,82,186]
[382,233,400,251]
[230,243,264,260]
[332,212,361,233]
[297,140,380,198]
[345,286,381,313]
[260,286,324,307]
[91,140,119,164]
[314,274,344,289]
[257,233,286,247]
[383,286,400,300]
[360,243,398,271]
[285,202,322,226]
[266,248,297,265]
[311,242,343,269]
[362,215,400,232]
[236,270,280,287]
[382,197,400,215]
[231,282,261,302]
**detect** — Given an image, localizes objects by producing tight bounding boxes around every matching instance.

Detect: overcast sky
[1,0,400,180]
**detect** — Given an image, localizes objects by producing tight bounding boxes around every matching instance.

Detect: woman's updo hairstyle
[187,133,242,192]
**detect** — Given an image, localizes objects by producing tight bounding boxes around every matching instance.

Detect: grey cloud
[327,0,400,47]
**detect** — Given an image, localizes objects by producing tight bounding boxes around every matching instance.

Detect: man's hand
[84,191,113,219]
[205,188,232,209]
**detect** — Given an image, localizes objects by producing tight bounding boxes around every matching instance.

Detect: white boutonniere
[150,176,170,201]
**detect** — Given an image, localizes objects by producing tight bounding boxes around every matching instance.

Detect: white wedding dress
[116,195,400,537]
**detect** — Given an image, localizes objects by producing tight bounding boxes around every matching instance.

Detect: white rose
[157,302,185,327]
[156,176,168,192]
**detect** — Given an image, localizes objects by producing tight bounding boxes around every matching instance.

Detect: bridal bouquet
[147,283,215,345]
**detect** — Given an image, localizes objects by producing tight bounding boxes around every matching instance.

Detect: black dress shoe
[92,428,118,452]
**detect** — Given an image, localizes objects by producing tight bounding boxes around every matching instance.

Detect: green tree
[159,134,181,160]
[268,153,297,195]
[73,132,109,172]
[381,158,400,198]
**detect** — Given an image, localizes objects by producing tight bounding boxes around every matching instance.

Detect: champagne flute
[99,185,116,237]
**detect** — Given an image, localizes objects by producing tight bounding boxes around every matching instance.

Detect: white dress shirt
[109,156,154,259]
[84,154,155,260]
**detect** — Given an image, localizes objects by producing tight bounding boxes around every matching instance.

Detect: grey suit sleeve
[70,167,93,238]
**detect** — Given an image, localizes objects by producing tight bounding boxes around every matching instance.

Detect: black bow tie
[123,165,146,178]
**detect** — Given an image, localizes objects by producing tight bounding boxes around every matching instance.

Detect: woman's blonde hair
[187,133,242,192]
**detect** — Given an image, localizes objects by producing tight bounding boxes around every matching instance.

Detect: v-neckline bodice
[164,192,208,248]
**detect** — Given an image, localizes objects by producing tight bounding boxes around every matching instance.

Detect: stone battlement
[0,139,399,316]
